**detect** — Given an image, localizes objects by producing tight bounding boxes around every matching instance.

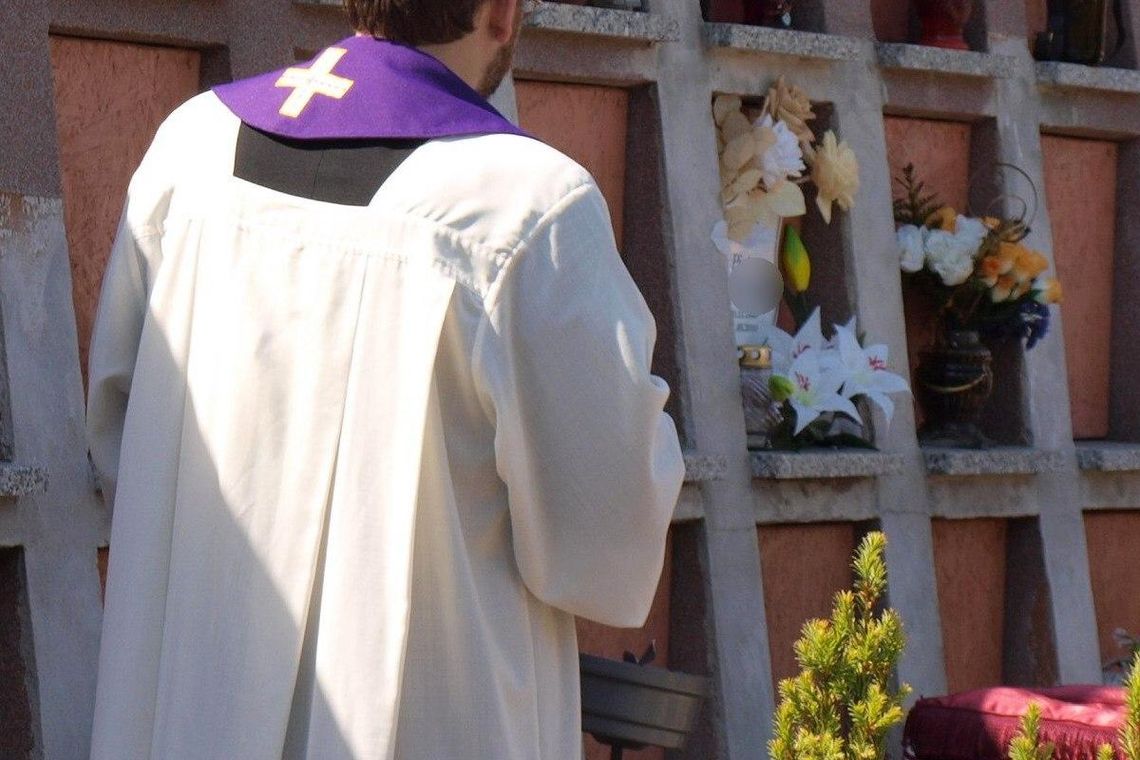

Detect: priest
[85,0,685,758]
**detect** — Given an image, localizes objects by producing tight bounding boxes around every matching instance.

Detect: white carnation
[954,215,988,257]
[755,114,805,189]
[897,225,926,273]
[925,229,976,286]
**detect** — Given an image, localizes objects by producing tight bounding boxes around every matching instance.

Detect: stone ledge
[524,3,679,43]
[683,453,728,482]
[923,447,1064,476]
[0,463,47,498]
[751,449,904,480]
[876,43,1016,78]
[673,484,705,522]
[703,23,861,61]
[1076,442,1140,472]
[1036,61,1140,95]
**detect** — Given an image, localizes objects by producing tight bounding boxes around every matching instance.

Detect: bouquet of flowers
[894,163,1062,348]
[713,78,859,243]
[755,309,910,449]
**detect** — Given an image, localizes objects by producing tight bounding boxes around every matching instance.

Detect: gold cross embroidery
[275,48,355,118]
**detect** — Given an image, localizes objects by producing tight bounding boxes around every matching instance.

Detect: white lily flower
[778,349,861,435]
[756,308,833,375]
[832,321,911,423]
[755,114,805,189]
[791,308,827,360]
[754,323,795,373]
[897,224,926,273]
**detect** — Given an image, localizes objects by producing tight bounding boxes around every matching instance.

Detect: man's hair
[346,0,488,46]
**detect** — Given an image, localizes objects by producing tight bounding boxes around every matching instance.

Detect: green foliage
[1007,703,1054,760]
[769,532,910,760]
[1123,651,1140,760]
[1099,745,1117,760]
[892,164,943,227]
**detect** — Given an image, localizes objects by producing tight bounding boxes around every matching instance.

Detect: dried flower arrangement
[712,79,908,449]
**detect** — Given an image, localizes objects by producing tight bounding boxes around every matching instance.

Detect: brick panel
[758,523,858,691]
[932,518,1007,692]
[1042,135,1118,440]
[1083,511,1140,666]
[50,36,200,387]
[515,80,628,243]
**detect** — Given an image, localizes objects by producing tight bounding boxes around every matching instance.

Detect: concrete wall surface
[0,0,1139,758]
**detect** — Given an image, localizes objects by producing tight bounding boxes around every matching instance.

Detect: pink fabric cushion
[903,686,1126,760]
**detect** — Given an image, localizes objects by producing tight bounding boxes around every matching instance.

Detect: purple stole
[213,35,527,141]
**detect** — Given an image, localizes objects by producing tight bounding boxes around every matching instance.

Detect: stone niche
[0,547,40,759]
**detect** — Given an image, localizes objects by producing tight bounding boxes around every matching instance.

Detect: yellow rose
[924,206,957,232]
[810,130,859,224]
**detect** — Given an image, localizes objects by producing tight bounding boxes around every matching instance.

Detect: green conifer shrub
[1007,703,1055,760]
[1122,651,1140,760]
[769,531,910,760]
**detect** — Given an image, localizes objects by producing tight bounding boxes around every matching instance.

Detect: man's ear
[484,0,521,44]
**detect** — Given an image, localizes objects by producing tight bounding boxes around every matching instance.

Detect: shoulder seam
[483,180,597,315]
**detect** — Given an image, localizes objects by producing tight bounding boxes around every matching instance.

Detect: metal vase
[916,330,994,448]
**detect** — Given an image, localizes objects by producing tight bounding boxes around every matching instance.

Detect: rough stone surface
[702,23,862,60]
[876,42,1017,78]
[1036,61,1140,95]
[1076,442,1140,472]
[0,465,47,498]
[683,452,728,482]
[750,450,905,480]
[0,193,107,759]
[525,3,679,43]
[923,447,1066,476]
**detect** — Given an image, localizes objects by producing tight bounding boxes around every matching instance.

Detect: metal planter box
[579,653,707,751]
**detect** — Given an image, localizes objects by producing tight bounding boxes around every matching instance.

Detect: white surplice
[86,92,685,760]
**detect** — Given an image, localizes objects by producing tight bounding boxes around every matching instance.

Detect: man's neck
[418,42,485,93]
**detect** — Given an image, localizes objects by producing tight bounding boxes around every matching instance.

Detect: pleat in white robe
[87,92,684,760]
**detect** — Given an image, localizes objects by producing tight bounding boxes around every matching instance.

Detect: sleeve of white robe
[86,110,178,513]
[86,211,157,513]
[478,180,685,628]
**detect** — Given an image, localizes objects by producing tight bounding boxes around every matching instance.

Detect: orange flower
[1012,248,1049,283]
[1037,278,1063,305]
[924,206,957,232]
[991,274,1017,302]
[979,254,1013,286]
[996,241,1023,263]
[982,216,1002,230]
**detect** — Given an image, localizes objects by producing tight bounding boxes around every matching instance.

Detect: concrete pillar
[0,6,107,759]
[654,1,778,757]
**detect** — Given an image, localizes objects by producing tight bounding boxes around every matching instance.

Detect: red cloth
[903,686,1126,760]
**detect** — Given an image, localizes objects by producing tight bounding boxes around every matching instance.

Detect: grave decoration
[894,163,1062,448]
[712,81,909,451]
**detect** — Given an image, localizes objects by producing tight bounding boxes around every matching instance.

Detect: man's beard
[476,8,523,97]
